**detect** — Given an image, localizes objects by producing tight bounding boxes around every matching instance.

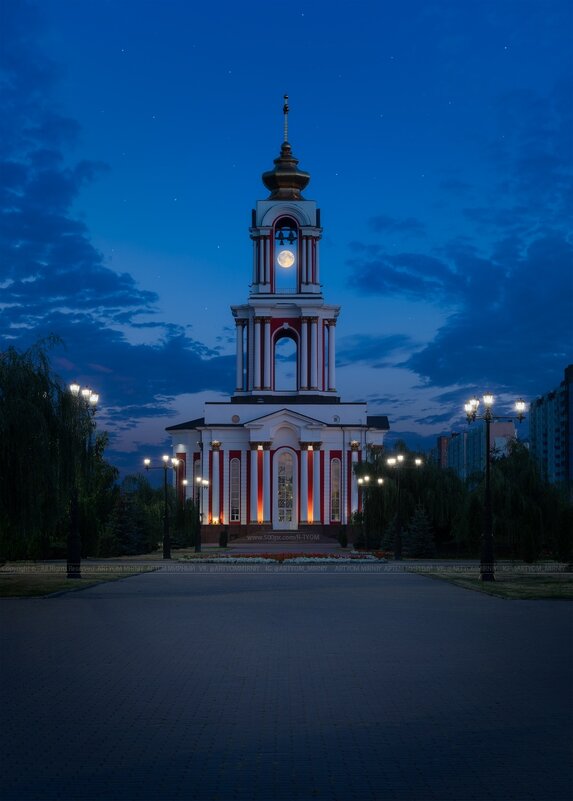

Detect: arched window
[277,451,294,523]
[330,458,341,522]
[274,334,298,391]
[230,458,240,522]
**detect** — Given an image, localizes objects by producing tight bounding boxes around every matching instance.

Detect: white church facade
[167,101,389,541]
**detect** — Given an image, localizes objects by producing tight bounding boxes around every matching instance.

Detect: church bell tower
[168,98,389,539]
[232,96,340,401]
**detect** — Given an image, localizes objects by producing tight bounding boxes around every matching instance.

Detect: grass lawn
[422,570,573,600]
[0,566,157,598]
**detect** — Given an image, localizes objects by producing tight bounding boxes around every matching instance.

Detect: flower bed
[180,551,391,564]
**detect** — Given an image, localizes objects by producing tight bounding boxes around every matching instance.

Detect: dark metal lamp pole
[144,455,180,560]
[195,477,209,553]
[357,475,371,549]
[465,395,526,582]
[387,455,423,561]
[67,384,99,579]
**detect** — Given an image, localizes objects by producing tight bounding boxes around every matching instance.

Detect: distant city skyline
[1,0,572,474]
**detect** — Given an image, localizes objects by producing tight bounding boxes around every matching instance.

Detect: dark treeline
[1,341,571,562]
[0,340,197,560]
[354,441,573,562]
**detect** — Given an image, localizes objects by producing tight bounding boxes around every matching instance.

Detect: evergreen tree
[404,504,436,557]
[381,515,397,552]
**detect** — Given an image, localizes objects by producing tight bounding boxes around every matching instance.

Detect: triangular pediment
[244,407,327,429]
[244,407,327,443]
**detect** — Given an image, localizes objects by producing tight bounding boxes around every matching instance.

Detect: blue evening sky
[1,0,572,473]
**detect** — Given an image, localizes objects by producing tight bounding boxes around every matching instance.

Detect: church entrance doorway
[273,449,297,530]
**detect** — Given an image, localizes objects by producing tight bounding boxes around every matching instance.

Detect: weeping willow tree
[0,339,115,560]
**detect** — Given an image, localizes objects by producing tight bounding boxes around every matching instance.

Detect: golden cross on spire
[283,94,289,142]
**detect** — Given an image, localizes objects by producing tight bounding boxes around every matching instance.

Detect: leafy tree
[173,497,199,548]
[489,440,570,562]
[453,441,572,562]
[100,474,176,556]
[357,449,467,555]
[81,432,120,556]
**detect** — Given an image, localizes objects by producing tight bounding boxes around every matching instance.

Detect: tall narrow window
[230,458,240,522]
[330,458,341,522]
[278,451,294,523]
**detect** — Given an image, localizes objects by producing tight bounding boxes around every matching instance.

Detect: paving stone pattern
[1,568,571,801]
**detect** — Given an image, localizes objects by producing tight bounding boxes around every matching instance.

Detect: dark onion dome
[262,141,310,200]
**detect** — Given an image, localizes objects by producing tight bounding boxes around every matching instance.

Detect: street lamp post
[67,384,99,579]
[195,476,209,553]
[143,455,180,560]
[356,475,385,550]
[464,394,526,582]
[386,454,423,561]
[357,474,370,548]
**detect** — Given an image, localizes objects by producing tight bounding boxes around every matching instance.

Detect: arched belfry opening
[274,216,298,293]
[274,328,298,392]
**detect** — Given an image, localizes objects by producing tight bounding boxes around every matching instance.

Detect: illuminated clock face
[277,249,295,268]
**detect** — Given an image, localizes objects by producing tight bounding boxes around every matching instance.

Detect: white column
[247,318,254,390]
[301,237,307,284]
[307,238,312,283]
[300,318,308,389]
[317,320,323,392]
[300,448,309,523]
[313,449,321,523]
[235,322,243,390]
[323,454,331,524]
[254,318,261,389]
[263,318,271,389]
[252,239,258,284]
[250,447,259,523]
[257,236,265,284]
[351,449,359,515]
[328,323,336,391]
[211,448,220,523]
[263,447,271,522]
[315,238,320,285]
[265,237,271,286]
[310,318,318,389]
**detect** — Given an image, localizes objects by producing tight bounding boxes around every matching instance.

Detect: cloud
[347,250,465,304]
[405,233,573,393]
[347,82,573,401]
[0,0,236,471]
[337,334,414,367]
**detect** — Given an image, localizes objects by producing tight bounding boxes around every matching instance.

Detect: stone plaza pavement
[1,566,571,801]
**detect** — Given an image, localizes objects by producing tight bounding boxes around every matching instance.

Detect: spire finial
[283,94,289,142]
